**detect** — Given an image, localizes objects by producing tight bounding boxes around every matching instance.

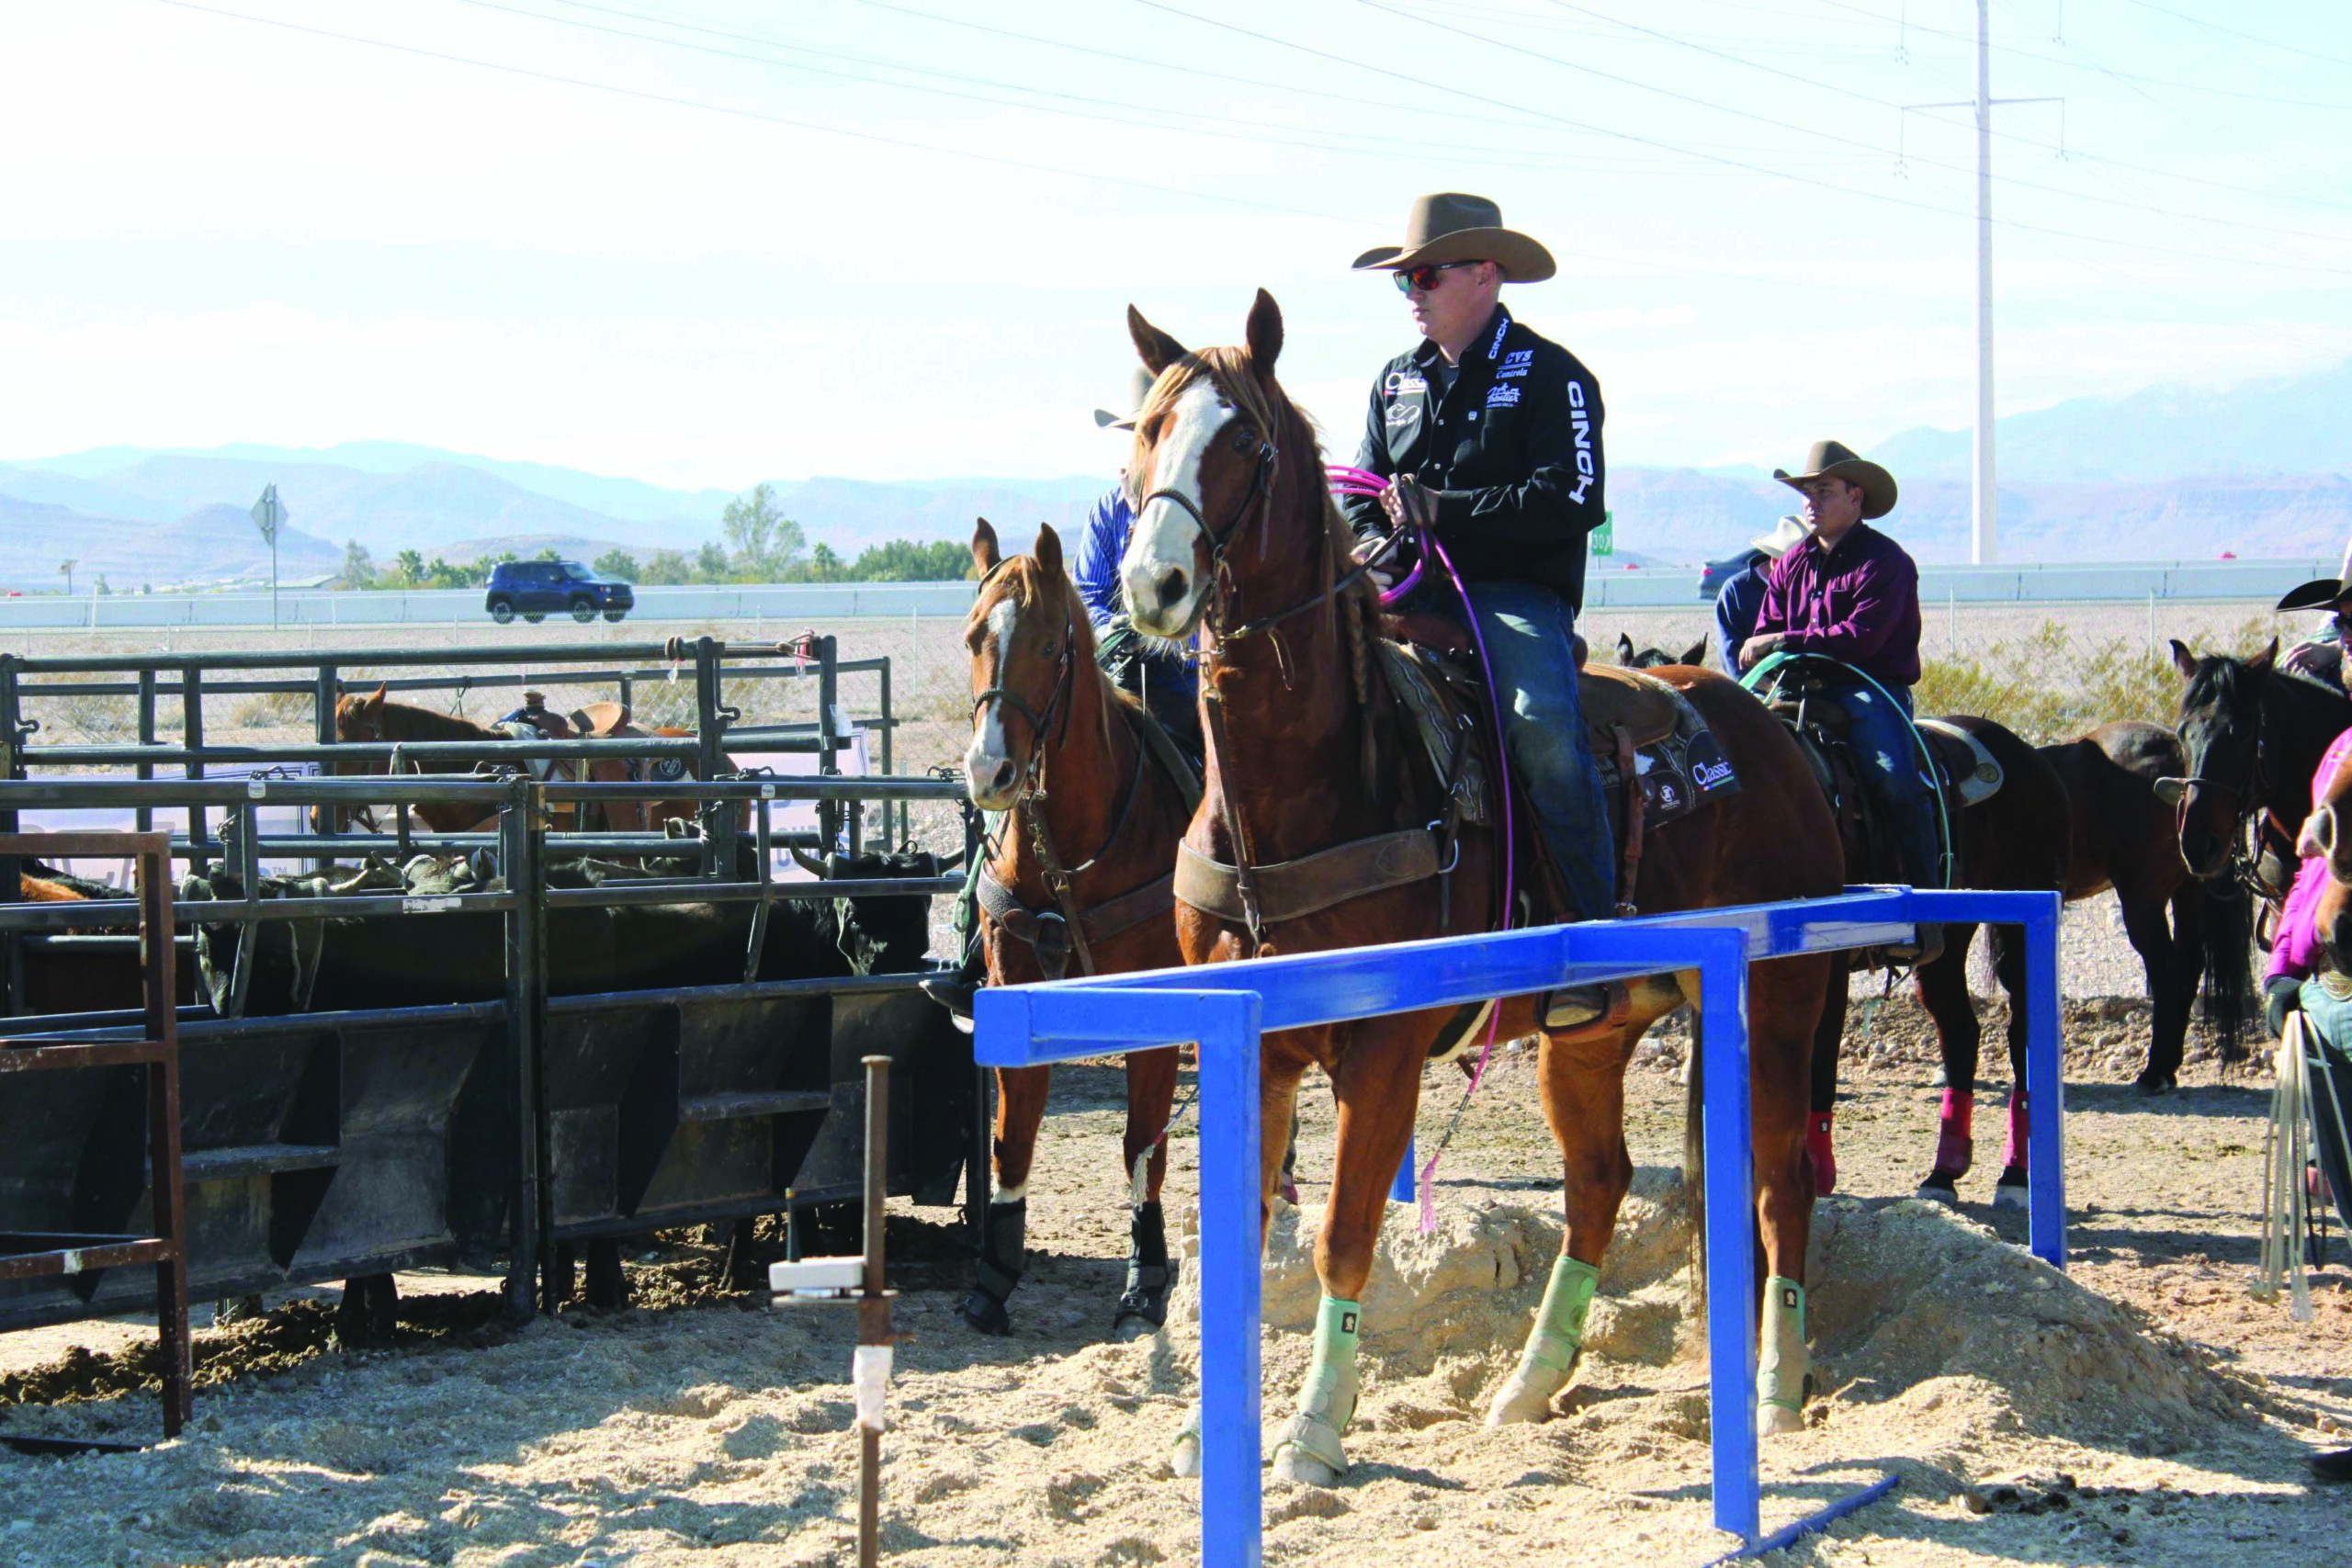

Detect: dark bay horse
[1881,716,2069,1206]
[2044,721,2251,1094]
[2169,638,2352,898]
[1117,292,1842,1483]
[958,521,1194,1337]
[326,685,716,840]
[1616,632,1707,670]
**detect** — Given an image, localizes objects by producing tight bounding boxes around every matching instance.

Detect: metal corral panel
[0,1009,509,1330]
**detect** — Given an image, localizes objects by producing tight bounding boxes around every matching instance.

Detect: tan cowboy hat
[1751,514,1812,558]
[1351,192,1556,284]
[1773,439,1898,522]
[1094,367,1156,431]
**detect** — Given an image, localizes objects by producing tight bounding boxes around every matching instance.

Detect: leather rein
[1140,402,1439,949]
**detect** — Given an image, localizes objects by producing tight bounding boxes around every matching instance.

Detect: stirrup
[1543,980,1632,1032]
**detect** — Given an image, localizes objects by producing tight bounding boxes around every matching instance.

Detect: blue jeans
[1818,670,1944,889]
[1464,581,1616,922]
[2296,979,2352,1235]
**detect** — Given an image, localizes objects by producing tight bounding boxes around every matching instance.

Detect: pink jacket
[2266,728,2352,984]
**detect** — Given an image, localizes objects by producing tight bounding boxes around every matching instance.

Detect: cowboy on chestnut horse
[1337,192,1618,1029]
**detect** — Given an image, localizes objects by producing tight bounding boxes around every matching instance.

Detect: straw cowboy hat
[1351,192,1557,284]
[1773,440,1898,522]
[1751,515,1812,558]
[2275,538,2352,612]
[1094,367,1155,431]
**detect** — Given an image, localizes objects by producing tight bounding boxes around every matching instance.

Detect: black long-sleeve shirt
[1340,303,1607,612]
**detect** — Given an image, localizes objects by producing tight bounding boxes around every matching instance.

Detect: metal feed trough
[0,640,987,1330]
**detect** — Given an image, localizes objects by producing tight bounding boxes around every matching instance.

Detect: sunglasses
[1393,259,1485,295]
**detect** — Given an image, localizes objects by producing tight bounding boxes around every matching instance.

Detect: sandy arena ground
[1,992,2343,1568]
[1,604,2345,1564]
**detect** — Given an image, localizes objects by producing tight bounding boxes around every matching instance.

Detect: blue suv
[484,560,635,625]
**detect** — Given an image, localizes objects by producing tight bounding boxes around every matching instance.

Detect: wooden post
[857,1053,892,1567]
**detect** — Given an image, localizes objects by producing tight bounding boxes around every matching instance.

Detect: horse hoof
[1278,1176,1301,1206]
[957,1291,1012,1337]
[1270,1414,1347,1487]
[1993,1179,2030,1213]
[2133,1073,2177,1099]
[1111,1302,1164,1342]
[1170,1430,1203,1479]
[1485,1372,1562,1427]
[1914,1175,1961,1206]
[1758,1402,1806,1437]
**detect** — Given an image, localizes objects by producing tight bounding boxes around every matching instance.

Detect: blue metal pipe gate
[974,886,2064,1564]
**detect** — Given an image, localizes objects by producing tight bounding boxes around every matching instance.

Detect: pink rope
[1322,468,1520,1234]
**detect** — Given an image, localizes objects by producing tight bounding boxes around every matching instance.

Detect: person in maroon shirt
[1743,441,1943,942]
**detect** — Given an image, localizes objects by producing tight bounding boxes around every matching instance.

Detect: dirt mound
[1168,1174,2258,1458]
[1808,1200,2262,1442]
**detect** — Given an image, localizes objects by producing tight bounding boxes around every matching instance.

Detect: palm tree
[57,559,74,596]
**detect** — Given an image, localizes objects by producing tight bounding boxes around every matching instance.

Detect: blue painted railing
[973,886,2064,1564]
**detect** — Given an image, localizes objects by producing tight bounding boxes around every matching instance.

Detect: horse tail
[1682,1006,1708,1312]
[2199,877,2255,1065]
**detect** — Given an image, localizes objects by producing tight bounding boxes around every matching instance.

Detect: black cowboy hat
[2278,545,2352,611]
[2277,578,2352,613]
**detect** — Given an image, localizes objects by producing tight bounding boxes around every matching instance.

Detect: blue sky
[3,0,2346,488]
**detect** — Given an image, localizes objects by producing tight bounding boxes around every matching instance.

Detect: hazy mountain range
[6,361,2349,591]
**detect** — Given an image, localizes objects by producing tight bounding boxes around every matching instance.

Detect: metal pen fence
[0,765,984,1332]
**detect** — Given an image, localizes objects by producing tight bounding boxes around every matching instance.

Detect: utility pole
[1973,0,1995,567]
[1905,7,2060,565]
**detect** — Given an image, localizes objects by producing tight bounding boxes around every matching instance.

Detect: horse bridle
[968,565,1167,977]
[2164,695,2273,880]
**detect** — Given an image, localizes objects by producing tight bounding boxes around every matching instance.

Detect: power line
[127,0,1959,306]
[2109,0,2352,72]
[1343,0,2352,253]
[140,0,1369,224]
[492,0,1891,178]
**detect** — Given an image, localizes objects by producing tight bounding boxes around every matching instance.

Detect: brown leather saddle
[1759,671,2000,896]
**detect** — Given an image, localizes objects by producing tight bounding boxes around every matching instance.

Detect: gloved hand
[2266,973,2303,1039]
[1351,536,1398,595]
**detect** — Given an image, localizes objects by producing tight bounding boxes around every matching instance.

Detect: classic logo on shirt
[1496,349,1534,379]
[1385,400,1419,424]
[1385,371,1428,398]
[1485,382,1521,408]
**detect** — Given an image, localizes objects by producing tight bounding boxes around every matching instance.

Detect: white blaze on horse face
[1122,378,1230,638]
[963,595,1024,807]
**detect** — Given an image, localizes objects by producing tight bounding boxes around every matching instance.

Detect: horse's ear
[1128,305,1186,378]
[972,518,1001,577]
[1615,632,1634,663]
[2169,638,2198,680]
[1244,288,1283,377]
[365,682,388,711]
[2252,637,2280,674]
[1681,639,1708,667]
[1034,523,1064,577]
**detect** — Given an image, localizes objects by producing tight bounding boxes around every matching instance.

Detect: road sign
[1591,509,1613,558]
[250,484,285,626]
[250,484,284,544]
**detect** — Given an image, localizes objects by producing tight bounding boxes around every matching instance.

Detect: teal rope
[1738,651,1955,889]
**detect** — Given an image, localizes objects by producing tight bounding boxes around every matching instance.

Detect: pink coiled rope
[1324,466,1516,1233]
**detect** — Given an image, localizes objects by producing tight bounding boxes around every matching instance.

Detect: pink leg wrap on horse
[1934,1089,1974,1178]
[1806,1113,1837,1196]
[1999,1088,2030,1172]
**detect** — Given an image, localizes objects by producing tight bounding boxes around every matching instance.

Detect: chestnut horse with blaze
[957,521,1193,1337]
[1117,291,1842,1484]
